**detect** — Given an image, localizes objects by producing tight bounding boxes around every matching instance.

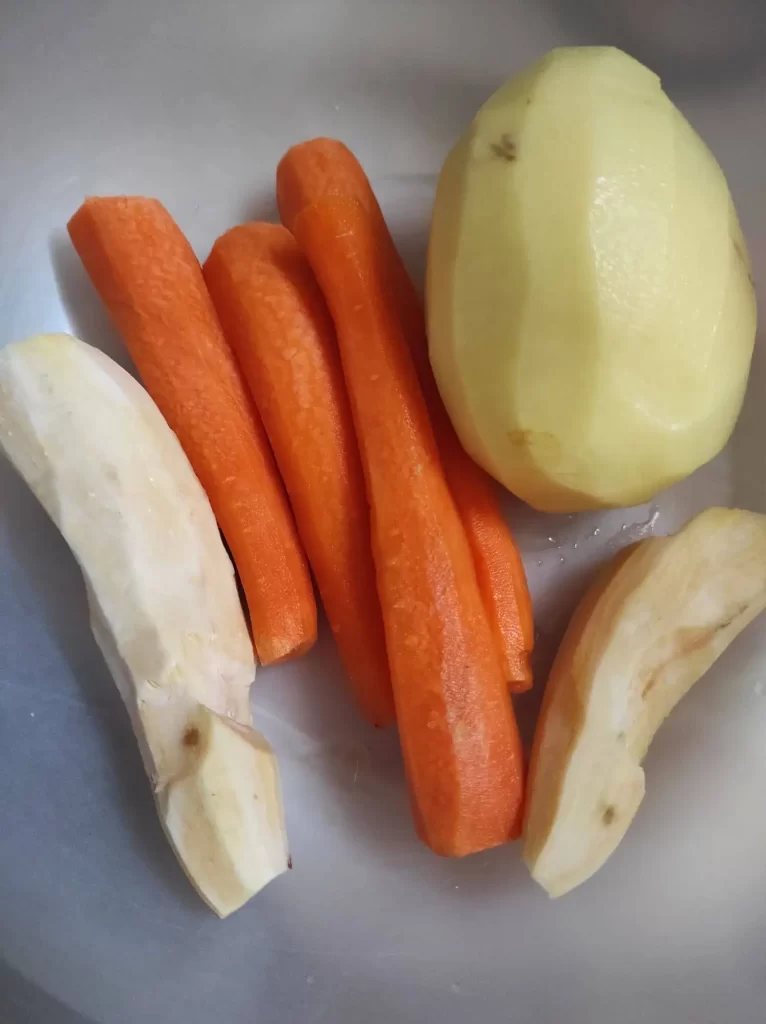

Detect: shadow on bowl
[0,960,95,1024]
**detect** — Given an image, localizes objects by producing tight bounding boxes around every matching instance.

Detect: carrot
[279,188,525,855]
[67,197,316,665]
[277,139,534,691]
[203,222,395,727]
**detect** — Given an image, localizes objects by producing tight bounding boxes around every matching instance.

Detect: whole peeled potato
[427,47,757,512]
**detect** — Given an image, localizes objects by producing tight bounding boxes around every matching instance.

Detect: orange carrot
[68,197,316,665]
[279,186,525,855]
[203,222,395,727]
[277,139,534,691]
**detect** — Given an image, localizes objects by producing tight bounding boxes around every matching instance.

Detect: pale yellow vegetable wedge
[523,507,766,897]
[0,333,289,917]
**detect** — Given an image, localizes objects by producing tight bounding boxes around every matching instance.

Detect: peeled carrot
[68,197,316,665]
[279,187,525,855]
[277,139,534,691]
[203,222,395,726]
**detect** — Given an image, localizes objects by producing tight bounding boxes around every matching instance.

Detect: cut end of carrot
[412,765,525,856]
[508,658,534,694]
[206,222,320,302]
[208,221,294,263]
[73,195,166,214]
[68,196,176,255]
[259,630,316,666]
[277,138,376,235]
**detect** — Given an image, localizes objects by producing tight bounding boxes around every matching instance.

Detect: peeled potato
[427,47,756,512]
[523,507,766,897]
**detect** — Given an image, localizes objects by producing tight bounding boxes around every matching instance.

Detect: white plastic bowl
[1,2,764,1022]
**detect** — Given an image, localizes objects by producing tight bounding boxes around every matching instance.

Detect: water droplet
[536,560,543,567]
[592,528,601,537]
[754,681,764,697]
[451,982,461,994]
[547,536,556,544]
[306,975,315,985]
[617,507,661,544]
[454,884,460,890]
[559,556,566,564]
[30,712,35,718]
[573,541,579,549]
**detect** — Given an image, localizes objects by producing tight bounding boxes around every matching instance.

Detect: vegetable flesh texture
[523,507,766,897]
[427,47,756,512]
[0,334,289,917]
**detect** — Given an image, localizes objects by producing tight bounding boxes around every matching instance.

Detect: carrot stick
[279,188,525,855]
[203,222,395,727]
[277,139,534,691]
[68,197,316,665]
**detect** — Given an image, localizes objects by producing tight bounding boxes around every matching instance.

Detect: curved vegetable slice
[68,196,316,665]
[0,333,289,917]
[524,507,766,897]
